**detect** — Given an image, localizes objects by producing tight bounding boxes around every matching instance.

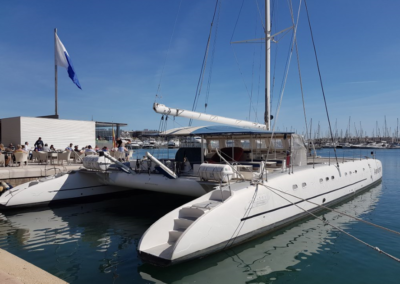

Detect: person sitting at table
[94,145,100,152]
[14,145,24,153]
[42,144,51,152]
[0,144,10,166]
[14,145,26,166]
[6,143,15,152]
[24,142,31,152]
[85,145,96,154]
[74,145,83,154]
[34,145,43,152]
[65,143,74,151]
[24,142,33,160]
[50,145,56,151]
[102,146,108,152]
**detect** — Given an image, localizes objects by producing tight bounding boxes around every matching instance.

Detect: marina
[0,148,398,283]
[1,0,400,283]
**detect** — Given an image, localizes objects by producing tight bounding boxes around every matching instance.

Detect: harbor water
[0,148,399,283]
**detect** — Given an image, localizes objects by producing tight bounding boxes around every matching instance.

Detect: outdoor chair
[38,151,49,164]
[70,151,85,163]
[31,151,40,163]
[58,151,71,165]
[14,152,28,166]
[0,154,5,167]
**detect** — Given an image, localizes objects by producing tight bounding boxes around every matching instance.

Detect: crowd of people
[0,137,133,166]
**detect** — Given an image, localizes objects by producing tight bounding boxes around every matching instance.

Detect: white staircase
[141,190,231,259]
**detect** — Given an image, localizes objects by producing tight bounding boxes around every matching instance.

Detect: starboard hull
[138,159,383,266]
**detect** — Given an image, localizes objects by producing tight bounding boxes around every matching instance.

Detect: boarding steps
[144,190,231,258]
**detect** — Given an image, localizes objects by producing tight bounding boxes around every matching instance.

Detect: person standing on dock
[34,137,44,148]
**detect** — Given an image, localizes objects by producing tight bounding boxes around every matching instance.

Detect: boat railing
[215,148,245,181]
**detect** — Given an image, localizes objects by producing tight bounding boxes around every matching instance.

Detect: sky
[1,0,400,138]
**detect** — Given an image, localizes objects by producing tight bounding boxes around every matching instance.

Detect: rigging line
[229,0,258,118]
[261,183,400,263]
[248,8,259,121]
[266,0,300,163]
[270,2,279,114]
[230,0,245,42]
[154,0,183,103]
[255,0,265,31]
[254,35,263,123]
[288,1,309,141]
[189,0,220,126]
[205,0,222,113]
[157,115,164,133]
[304,0,339,168]
[263,184,400,237]
[230,46,259,117]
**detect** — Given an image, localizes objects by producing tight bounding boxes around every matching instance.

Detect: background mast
[54,28,58,116]
[265,0,271,130]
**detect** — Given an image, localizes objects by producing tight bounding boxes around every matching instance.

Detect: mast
[54,28,58,116]
[264,0,271,130]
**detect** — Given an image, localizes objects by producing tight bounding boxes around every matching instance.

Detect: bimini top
[158,125,294,137]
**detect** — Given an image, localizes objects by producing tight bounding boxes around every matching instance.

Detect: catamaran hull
[101,171,216,197]
[141,178,382,266]
[0,170,133,210]
[138,159,383,266]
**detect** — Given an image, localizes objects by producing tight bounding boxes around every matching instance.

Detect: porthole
[326,177,329,181]
[331,176,335,180]
[302,182,307,187]
[319,178,323,183]
[345,172,347,176]
[355,170,357,173]
[293,184,298,190]
[363,168,365,171]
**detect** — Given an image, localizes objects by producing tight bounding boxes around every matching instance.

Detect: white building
[0,117,95,150]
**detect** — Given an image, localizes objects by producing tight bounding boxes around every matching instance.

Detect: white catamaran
[0,0,382,267]
[134,0,383,266]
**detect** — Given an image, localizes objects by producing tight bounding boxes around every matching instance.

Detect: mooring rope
[258,182,400,263]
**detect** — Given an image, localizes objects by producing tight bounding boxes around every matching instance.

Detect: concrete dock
[0,249,67,284]
[0,163,82,187]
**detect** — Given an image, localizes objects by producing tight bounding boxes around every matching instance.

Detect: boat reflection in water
[0,192,193,283]
[139,183,382,284]
[0,184,383,283]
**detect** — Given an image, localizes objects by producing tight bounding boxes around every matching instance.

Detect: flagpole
[54,28,58,116]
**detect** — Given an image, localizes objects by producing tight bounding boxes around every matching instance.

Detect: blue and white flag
[55,34,82,89]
